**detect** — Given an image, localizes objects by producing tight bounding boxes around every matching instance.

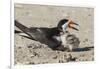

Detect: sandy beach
[14,4,94,65]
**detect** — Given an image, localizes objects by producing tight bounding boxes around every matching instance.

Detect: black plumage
[15,19,79,51]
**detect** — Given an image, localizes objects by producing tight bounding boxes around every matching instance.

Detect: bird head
[57,19,79,33]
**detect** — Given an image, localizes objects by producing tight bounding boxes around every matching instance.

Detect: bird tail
[15,20,35,39]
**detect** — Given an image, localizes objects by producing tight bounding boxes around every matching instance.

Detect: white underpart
[60,34,67,46]
[52,36,61,42]
[19,33,29,37]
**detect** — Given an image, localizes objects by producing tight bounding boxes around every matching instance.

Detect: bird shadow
[73,46,94,52]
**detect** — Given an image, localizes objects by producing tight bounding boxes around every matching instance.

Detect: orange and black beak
[68,21,79,31]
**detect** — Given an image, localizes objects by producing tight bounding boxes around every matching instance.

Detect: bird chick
[60,32,80,51]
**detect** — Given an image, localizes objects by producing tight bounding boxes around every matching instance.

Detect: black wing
[15,20,62,50]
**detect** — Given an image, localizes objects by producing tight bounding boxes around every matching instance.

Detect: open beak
[68,21,79,31]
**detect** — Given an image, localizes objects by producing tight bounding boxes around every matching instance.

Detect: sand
[14,4,94,65]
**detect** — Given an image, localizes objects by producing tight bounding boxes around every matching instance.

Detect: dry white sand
[14,4,94,65]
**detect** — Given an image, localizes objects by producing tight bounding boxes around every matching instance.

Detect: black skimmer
[15,19,79,51]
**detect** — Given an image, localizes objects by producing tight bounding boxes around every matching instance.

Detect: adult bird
[15,19,79,51]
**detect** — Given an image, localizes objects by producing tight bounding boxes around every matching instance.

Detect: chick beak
[68,21,79,31]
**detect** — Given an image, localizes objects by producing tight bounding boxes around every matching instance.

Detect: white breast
[60,33,68,46]
[52,36,61,42]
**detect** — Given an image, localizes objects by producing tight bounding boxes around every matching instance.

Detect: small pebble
[27,46,32,48]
